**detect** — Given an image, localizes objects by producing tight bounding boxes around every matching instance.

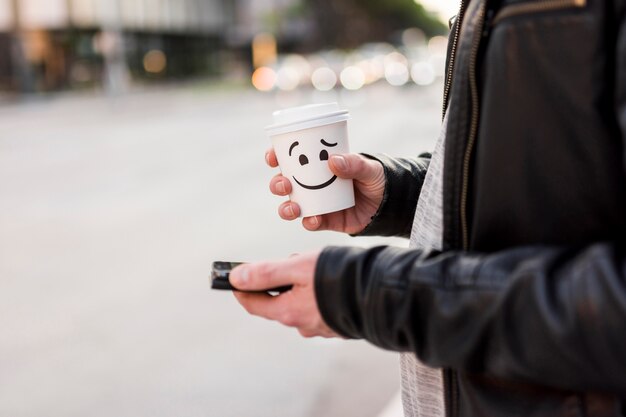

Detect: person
[231,0,626,415]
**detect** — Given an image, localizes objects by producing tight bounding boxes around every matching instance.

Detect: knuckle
[347,152,362,164]
[361,160,381,182]
[356,155,371,172]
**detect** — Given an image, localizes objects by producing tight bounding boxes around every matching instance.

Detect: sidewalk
[0,82,443,417]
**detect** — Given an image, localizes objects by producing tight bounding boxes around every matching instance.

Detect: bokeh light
[282,54,311,81]
[385,62,409,86]
[428,36,449,55]
[276,66,300,91]
[427,36,448,77]
[251,66,276,92]
[340,66,366,90]
[252,33,278,68]
[143,50,167,74]
[411,62,436,86]
[311,67,337,91]
[402,28,426,47]
[249,37,447,93]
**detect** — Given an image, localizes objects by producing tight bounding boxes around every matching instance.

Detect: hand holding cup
[266,148,385,235]
[265,103,385,235]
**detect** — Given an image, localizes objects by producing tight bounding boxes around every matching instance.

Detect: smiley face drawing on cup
[289,138,339,190]
[266,103,355,217]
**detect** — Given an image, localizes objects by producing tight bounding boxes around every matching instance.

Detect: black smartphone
[210,261,293,294]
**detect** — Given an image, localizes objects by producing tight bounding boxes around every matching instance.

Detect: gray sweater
[401,115,447,417]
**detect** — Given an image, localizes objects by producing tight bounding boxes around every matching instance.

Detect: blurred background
[0,0,457,416]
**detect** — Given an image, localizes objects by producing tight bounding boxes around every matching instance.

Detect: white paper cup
[266,103,355,217]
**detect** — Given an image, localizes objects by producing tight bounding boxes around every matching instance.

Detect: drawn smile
[292,175,338,190]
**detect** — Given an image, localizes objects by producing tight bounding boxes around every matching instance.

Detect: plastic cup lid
[265,102,349,136]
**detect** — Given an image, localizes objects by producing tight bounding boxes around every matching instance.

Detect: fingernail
[265,152,271,165]
[283,204,295,218]
[276,181,286,194]
[331,155,347,171]
[310,216,319,226]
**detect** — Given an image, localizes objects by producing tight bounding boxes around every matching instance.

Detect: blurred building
[228,0,310,47]
[0,0,236,93]
[0,0,444,94]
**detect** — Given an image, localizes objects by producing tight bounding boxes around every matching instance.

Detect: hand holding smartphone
[210,261,293,294]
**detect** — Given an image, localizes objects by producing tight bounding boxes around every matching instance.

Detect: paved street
[0,81,443,417]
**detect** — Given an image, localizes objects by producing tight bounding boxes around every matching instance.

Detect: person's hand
[230,251,339,338]
[266,149,385,235]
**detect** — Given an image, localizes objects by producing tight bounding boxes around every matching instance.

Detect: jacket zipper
[492,0,587,26]
[442,0,468,119]
[444,2,488,415]
[460,0,488,251]
[441,7,469,417]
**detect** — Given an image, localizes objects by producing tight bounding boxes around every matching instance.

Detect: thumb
[329,154,383,183]
[230,261,293,291]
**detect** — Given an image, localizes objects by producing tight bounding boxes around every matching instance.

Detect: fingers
[279,201,300,220]
[269,174,292,196]
[235,289,337,336]
[232,252,336,338]
[265,148,279,168]
[328,153,384,184]
[230,260,297,292]
[231,252,318,292]
[234,291,291,323]
[269,150,384,185]
[302,216,323,231]
[271,174,299,220]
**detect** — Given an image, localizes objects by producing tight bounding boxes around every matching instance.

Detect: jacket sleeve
[355,153,430,238]
[315,243,626,395]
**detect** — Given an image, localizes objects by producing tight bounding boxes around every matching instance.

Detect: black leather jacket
[314,0,626,416]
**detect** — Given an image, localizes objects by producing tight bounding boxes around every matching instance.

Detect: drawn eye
[319,150,329,161]
[299,154,309,166]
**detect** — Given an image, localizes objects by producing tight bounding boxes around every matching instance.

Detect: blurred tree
[356,0,448,35]
[303,0,447,49]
